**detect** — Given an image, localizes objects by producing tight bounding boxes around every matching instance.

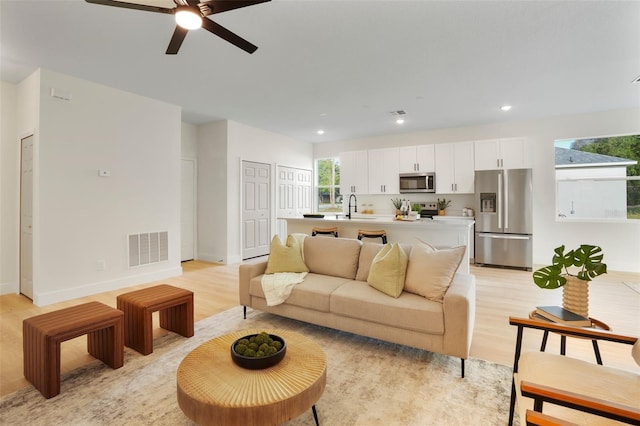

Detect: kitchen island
[284,215,474,273]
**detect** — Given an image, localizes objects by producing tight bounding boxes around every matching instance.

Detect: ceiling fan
[85,0,271,54]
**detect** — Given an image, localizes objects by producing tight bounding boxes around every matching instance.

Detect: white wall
[0,69,184,304]
[0,81,19,293]
[196,120,228,263]
[226,120,314,263]
[195,120,313,263]
[181,122,198,158]
[1,71,40,294]
[314,108,640,272]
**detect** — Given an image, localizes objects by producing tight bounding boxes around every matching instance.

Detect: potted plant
[391,198,403,214]
[532,244,607,317]
[436,198,451,216]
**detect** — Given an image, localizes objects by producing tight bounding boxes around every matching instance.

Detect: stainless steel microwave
[399,173,436,193]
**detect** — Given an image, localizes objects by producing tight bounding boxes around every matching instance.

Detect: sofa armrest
[442,272,476,359]
[239,261,267,306]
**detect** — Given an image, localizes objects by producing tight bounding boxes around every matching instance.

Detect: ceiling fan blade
[201,18,258,53]
[201,0,270,15]
[85,0,174,14]
[166,26,189,55]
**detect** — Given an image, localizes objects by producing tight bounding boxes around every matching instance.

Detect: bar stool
[357,229,387,244]
[311,226,339,237]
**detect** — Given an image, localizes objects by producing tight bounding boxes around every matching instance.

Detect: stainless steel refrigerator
[475,169,532,269]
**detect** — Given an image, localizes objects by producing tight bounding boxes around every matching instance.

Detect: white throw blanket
[261,272,308,306]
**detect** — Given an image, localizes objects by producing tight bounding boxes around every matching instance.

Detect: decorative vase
[562,276,589,317]
[438,210,446,216]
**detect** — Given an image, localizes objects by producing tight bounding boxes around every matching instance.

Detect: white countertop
[284,214,474,228]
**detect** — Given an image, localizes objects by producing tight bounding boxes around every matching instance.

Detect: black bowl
[230,333,287,370]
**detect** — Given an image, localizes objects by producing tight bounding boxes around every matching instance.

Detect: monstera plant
[533,244,607,317]
[533,244,607,289]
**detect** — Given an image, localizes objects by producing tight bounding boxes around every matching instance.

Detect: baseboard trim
[0,280,19,296]
[32,266,183,307]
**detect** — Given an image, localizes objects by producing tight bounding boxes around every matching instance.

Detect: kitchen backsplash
[348,193,475,216]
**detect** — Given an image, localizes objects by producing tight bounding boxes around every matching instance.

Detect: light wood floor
[1,261,639,397]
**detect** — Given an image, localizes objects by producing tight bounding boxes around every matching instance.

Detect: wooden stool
[357,229,388,244]
[23,301,124,399]
[117,284,194,355]
[311,226,338,237]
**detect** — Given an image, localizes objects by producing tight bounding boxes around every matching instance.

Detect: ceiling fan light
[175,10,202,30]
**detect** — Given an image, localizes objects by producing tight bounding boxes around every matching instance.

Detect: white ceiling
[2,0,639,143]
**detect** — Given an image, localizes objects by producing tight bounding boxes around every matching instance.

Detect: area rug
[0,308,517,425]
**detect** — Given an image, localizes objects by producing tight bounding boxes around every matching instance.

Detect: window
[555,135,640,220]
[316,158,342,212]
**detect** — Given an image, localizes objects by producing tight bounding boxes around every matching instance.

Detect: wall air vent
[128,231,168,268]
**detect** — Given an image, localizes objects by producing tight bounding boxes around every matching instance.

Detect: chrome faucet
[347,194,358,219]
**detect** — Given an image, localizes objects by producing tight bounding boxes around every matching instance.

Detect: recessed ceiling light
[395,119,405,124]
[317,130,325,135]
[500,105,512,112]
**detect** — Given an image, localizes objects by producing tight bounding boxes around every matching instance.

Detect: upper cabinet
[435,141,475,194]
[368,147,399,194]
[474,137,531,170]
[398,145,435,173]
[340,150,369,195]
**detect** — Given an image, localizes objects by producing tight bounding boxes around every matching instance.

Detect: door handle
[497,173,503,228]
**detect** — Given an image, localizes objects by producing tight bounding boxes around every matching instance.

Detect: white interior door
[20,135,34,299]
[242,161,270,260]
[181,159,196,262]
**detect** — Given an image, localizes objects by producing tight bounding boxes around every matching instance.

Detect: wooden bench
[117,284,194,355]
[23,301,124,399]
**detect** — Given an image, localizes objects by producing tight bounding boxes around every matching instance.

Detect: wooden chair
[311,226,338,237]
[357,229,387,244]
[525,410,580,426]
[508,317,640,426]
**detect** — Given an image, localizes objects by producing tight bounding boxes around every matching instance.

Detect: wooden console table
[177,329,326,425]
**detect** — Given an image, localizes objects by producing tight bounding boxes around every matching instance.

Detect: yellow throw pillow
[265,235,309,274]
[367,243,408,298]
[404,245,466,302]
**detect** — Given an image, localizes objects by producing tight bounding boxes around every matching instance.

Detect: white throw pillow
[404,242,466,302]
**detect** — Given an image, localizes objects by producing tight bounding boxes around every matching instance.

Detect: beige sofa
[239,236,476,377]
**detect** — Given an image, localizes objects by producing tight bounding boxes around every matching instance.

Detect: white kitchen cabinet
[435,141,475,194]
[340,150,369,195]
[474,137,530,170]
[368,147,399,194]
[399,145,435,173]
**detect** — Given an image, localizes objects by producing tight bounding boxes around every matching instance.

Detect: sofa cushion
[404,245,466,302]
[330,281,445,334]
[356,243,412,281]
[303,237,362,279]
[367,243,408,298]
[249,273,351,312]
[265,235,308,274]
[355,243,383,281]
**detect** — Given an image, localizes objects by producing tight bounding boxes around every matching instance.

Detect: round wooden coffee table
[176,329,326,426]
